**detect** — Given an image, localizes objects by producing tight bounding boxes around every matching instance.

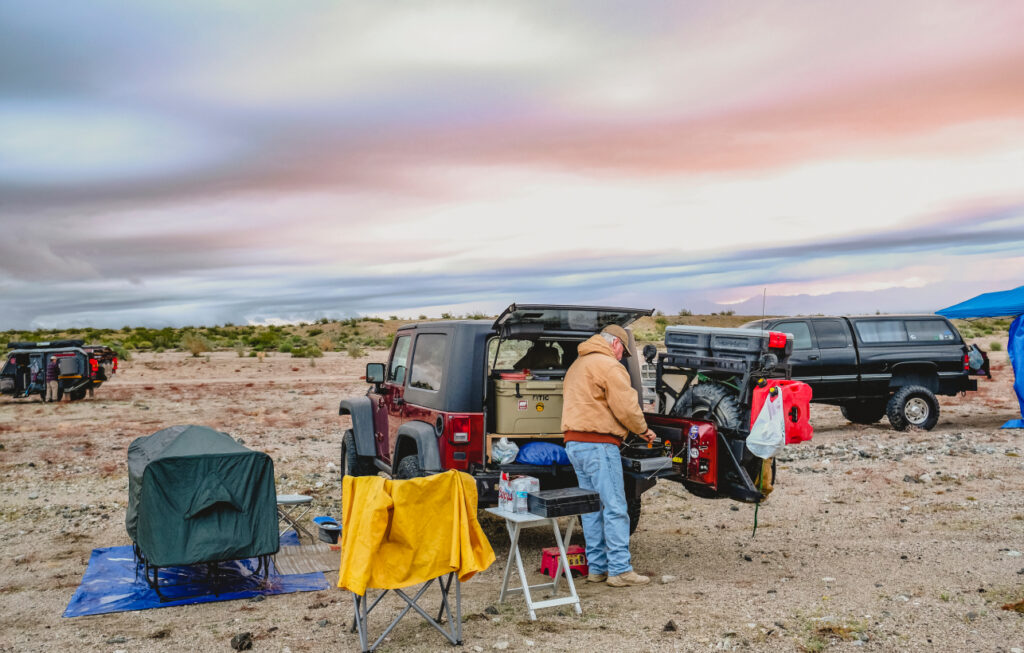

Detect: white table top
[484,507,556,523]
[277,494,313,504]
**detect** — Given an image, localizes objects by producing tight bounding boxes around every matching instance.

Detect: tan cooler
[493,379,564,434]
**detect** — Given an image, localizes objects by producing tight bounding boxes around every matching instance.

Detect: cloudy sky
[2,1,1023,329]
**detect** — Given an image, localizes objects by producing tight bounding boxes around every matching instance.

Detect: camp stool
[276,494,315,542]
[351,572,461,652]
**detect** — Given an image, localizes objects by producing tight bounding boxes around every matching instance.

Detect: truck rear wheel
[670,382,744,431]
[341,430,376,479]
[887,386,939,431]
[840,399,887,424]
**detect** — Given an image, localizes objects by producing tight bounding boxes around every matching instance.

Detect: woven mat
[274,543,340,575]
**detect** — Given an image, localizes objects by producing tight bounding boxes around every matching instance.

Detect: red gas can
[750,379,813,444]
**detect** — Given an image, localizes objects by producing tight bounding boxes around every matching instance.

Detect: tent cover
[126,425,279,567]
[936,284,1024,319]
[937,286,1024,429]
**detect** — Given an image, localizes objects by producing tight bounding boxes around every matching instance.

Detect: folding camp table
[485,507,582,620]
[277,494,314,542]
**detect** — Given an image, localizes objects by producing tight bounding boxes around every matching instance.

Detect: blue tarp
[937,284,1024,319]
[937,287,1024,428]
[64,533,328,617]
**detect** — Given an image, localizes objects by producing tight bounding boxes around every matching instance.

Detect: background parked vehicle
[1,341,118,401]
[740,315,986,430]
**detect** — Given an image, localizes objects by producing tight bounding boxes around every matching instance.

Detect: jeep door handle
[808,354,819,360]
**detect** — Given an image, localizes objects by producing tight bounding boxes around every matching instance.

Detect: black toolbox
[527,487,602,518]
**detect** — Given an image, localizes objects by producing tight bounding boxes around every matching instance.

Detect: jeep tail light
[768,331,788,349]
[450,415,471,443]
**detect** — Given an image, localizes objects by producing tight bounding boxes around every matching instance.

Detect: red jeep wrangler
[339,304,805,533]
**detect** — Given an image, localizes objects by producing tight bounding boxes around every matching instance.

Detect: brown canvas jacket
[561,334,648,441]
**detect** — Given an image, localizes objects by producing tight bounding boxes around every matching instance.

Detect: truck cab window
[409,334,447,391]
[776,321,813,349]
[813,319,850,348]
[388,335,411,384]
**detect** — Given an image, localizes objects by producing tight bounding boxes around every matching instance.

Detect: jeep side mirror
[642,344,657,364]
[365,363,385,384]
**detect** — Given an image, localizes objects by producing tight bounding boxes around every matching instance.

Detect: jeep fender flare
[888,362,939,393]
[394,421,441,474]
[339,396,376,457]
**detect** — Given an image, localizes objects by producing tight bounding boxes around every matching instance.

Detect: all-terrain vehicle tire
[395,454,428,479]
[68,389,87,401]
[627,498,642,535]
[670,382,744,431]
[840,399,887,425]
[886,386,940,431]
[340,430,377,479]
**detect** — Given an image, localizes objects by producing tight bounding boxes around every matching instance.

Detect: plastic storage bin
[526,487,602,517]
[493,378,564,434]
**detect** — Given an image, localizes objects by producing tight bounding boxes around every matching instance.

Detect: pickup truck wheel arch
[887,385,940,431]
[394,421,442,475]
[339,396,377,457]
[888,363,940,394]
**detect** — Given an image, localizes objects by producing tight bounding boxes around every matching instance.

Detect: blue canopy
[937,286,1024,429]
[936,284,1024,319]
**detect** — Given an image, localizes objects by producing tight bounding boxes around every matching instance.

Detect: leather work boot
[585,572,607,583]
[606,571,650,587]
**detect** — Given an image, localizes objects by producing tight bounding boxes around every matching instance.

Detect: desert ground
[1,345,1021,652]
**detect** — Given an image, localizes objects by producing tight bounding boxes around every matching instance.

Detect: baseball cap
[601,324,631,357]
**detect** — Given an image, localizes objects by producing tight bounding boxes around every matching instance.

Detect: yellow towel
[337,470,495,596]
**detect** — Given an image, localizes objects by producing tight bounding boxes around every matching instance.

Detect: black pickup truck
[741,315,986,430]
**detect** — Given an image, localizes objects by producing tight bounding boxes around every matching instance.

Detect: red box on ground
[540,545,588,578]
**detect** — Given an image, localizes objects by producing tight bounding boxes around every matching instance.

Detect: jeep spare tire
[670,382,744,432]
[887,385,940,431]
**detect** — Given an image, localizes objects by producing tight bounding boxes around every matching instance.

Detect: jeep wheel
[627,498,642,535]
[887,386,939,431]
[670,382,744,431]
[395,455,427,479]
[340,430,376,478]
[840,399,887,425]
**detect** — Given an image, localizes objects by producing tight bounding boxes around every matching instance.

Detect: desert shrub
[234,343,247,357]
[655,316,668,327]
[105,342,131,361]
[347,342,365,358]
[678,308,692,316]
[180,331,213,357]
[315,334,333,352]
[440,312,454,319]
[418,315,427,320]
[279,342,293,353]
[389,315,399,320]
[291,345,323,358]
[308,328,323,337]
[990,342,1002,351]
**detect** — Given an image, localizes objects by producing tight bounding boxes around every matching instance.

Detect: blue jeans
[564,441,632,576]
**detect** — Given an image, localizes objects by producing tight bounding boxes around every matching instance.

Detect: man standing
[561,324,655,587]
[45,356,59,403]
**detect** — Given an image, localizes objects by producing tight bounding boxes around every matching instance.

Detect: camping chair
[338,471,494,653]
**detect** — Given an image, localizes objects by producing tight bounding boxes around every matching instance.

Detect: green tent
[126,425,279,568]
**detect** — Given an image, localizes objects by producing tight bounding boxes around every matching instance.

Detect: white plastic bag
[492,437,519,465]
[746,388,786,459]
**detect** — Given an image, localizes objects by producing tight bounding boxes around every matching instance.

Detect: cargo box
[527,487,602,517]
[664,325,788,366]
[493,378,563,434]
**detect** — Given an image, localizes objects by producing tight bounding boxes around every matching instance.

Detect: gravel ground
[1,348,1021,652]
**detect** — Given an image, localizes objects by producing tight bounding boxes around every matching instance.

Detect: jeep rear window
[488,339,565,372]
[906,320,957,342]
[409,333,447,391]
[854,320,908,343]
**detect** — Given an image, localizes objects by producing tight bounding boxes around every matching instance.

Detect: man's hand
[639,428,657,443]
